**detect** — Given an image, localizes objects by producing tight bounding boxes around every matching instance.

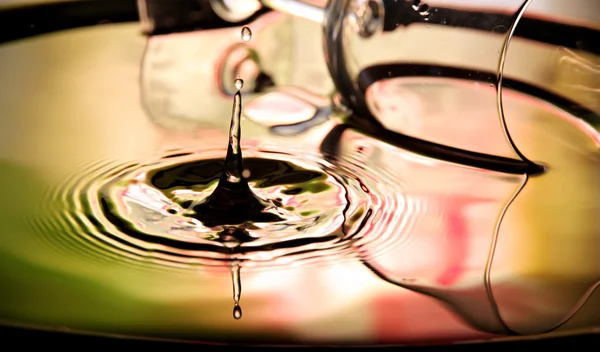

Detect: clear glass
[324,0,600,160]
[323,0,600,337]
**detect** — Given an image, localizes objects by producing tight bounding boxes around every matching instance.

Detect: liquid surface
[0,21,599,346]
[94,149,380,267]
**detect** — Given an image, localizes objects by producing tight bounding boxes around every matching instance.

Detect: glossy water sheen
[0,23,599,346]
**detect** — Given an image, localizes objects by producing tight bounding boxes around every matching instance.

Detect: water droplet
[242,169,251,178]
[412,0,421,11]
[241,26,252,42]
[348,0,381,38]
[418,4,430,16]
[233,303,242,319]
[232,264,242,320]
[235,77,244,90]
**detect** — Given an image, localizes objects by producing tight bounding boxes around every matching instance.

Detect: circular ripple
[31,147,414,270]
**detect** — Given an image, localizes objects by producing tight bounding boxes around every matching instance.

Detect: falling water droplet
[233,303,242,320]
[231,264,242,320]
[241,26,252,42]
[412,0,421,11]
[235,77,244,91]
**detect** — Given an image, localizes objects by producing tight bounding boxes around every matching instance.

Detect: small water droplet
[412,0,421,11]
[231,264,243,320]
[235,77,244,90]
[242,169,251,178]
[233,303,242,319]
[241,26,252,42]
[350,0,381,38]
[418,4,430,16]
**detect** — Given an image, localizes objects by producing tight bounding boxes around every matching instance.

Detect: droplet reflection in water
[232,264,242,320]
[233,304,242,320]
[235,77,244,91]
[241,26,252,42]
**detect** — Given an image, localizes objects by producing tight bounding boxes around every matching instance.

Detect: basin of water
[0,0,599,347]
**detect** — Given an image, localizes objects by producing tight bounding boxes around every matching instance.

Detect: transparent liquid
[0,23,599,345]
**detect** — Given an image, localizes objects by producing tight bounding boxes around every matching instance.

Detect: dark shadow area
[1,326,599,350]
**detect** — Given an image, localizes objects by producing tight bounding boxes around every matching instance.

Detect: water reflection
[321,125,528,335]
[319,76,600,336]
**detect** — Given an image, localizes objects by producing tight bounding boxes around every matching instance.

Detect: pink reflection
[436,197,473,286]
[334,128,524,335]
[245,262,493,344]
[365,77,519,159]
[372,293,495,343]
[244,91,317,126]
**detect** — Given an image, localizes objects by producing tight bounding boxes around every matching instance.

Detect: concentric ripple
[32,146,412,270]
